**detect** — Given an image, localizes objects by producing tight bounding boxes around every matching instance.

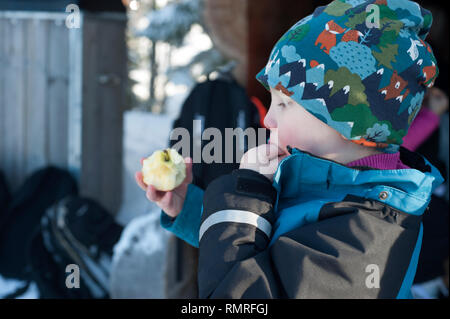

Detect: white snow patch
[0,276,39,299]
[16,282,39,299]
[0,276,27,298]
[110,210,169,298]
[112,110,175,298]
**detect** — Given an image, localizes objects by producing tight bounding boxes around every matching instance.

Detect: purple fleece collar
[346,152,411,170]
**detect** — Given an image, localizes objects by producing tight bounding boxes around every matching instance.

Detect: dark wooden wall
[247,0,329,108]
[246,0,446,107]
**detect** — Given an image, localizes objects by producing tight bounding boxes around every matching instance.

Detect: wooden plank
[96,17,126,214]
[47,18,69,168]
[25,18,49,176]
[3,18,27,191]
[0,18,6,169]
[0,11,67,21]
[67,16,83,180]
[80,16,102,202]
[14,18,27,190]
[79,15,126,214]
[1,17,14,187]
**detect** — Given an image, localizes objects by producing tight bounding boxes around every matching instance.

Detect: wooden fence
[0,10,126,214]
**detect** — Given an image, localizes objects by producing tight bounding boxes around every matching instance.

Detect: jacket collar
[272,146,444,204]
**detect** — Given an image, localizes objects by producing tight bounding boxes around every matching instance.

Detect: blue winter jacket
[161,146,444,298]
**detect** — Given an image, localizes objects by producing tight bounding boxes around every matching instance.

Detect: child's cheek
[279,125,301,151]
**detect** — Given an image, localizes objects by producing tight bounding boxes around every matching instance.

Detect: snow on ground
[16,282,39,299]
[0,276,39,299]
[111,110,175,298]
[110,212,170,298]
[0,276,26,298]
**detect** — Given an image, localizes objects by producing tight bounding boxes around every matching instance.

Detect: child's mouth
[268,139,287,156]
[278,148,287,156]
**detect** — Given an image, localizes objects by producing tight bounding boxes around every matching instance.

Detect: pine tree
[137,0,201,46]
[130,0,228,113]
[372,44,398,69]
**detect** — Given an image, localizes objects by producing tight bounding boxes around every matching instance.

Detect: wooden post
[79,13,127,214]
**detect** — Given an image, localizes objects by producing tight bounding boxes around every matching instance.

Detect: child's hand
[135,157,193,218]
[239,144,287,182]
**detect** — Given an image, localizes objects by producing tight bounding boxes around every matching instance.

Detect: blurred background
[0,0,448,299]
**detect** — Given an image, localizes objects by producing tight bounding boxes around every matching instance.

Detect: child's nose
[263,107,276,129]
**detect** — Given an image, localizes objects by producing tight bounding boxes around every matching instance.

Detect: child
[136,0,445,298]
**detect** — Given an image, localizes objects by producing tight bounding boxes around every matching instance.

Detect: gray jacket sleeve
[198,169,281,298]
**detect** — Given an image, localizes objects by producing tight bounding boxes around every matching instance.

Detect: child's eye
[278,103,286,108]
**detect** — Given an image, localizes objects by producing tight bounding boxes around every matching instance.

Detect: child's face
[264,88,343,158]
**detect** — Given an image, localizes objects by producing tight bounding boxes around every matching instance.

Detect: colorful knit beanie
[256,0,439,153]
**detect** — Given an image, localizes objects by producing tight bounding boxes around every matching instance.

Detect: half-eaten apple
[141,148,186,191]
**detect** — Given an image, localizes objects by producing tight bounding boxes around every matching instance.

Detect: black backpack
[29,196,123,298]
[0,166,78,280]
[0,166,123,299]
[169,71,267,189]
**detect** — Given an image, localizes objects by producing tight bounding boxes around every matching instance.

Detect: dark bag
[0,166,78,280]
[30,195,123,298]
[170,72,265,189]
[166,71,267,298]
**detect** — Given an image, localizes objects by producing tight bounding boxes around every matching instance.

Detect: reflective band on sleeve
[199,209,272,242]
